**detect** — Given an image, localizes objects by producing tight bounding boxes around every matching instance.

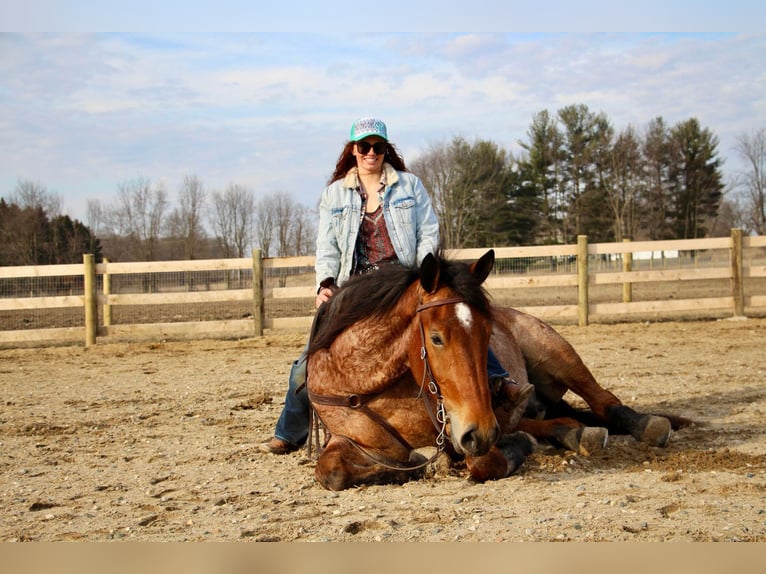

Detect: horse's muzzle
[455,421,500,456]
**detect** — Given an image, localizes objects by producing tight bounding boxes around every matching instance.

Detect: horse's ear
[419,252,440,294]
[470,249,495,284]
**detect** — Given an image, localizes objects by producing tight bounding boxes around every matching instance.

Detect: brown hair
[327,141,409,185]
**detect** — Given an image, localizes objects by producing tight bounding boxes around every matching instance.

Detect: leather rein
[306,295,466,472]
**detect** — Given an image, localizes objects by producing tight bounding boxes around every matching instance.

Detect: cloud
[1,32,765,221]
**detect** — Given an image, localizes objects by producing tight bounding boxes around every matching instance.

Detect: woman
[259,117,530,454]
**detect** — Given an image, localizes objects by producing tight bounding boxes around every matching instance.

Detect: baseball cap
[350,117,388,142]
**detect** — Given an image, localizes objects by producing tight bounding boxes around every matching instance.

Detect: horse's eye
[430,334,444,346]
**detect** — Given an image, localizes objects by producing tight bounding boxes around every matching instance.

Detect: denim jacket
[315,163,440,291]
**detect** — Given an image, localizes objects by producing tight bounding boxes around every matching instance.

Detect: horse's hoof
[637,415,672,447]
[554,426,608,455]
[576,426,609,456]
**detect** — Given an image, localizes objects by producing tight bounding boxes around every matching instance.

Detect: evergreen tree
[667,118,725,238]
[518,109,564,244]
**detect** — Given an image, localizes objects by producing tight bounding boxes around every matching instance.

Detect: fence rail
[1,229,765,347]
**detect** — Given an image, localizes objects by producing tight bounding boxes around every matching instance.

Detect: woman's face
[354,137,386,173]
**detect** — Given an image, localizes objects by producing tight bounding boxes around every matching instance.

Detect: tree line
[412,105,763,248]
[0,181,102,266]
[1,176,316,265]
[2,103,765,266]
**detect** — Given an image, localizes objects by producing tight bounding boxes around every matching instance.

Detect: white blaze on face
[455,302,473,330]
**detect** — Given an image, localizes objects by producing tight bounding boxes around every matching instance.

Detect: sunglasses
[356,141,387,155]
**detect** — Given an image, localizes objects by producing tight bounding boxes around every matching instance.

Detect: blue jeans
[273,343,311,446]
[273,345,509,447]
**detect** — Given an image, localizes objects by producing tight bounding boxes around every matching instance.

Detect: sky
[1,2,765,224]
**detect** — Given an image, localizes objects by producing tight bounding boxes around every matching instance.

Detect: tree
[666,118,724,239]
[0,198,101,265]
[209,183,255,258]
[411,138,474,249]
[86,198,106,238]
[557,104,612,241]
[518,109,564,244]
[641,117,674,239]
[109,177,168,260]
[733,127,766,234]
[166,175,207,259]
[600,125,643,241]
[579,112,616,242]
[273,192,297,257]
[49,214,103,264]
[289,202,315,256]
[254,194,275,258]
[457,139,515,247]
[254,192,315,257]
[412,137,515,248]
[11,179,62,218]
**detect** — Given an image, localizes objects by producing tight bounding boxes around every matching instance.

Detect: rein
[307,295,465,472]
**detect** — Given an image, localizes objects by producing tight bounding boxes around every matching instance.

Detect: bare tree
[290,202,316,256]
[411,138,479,249]
[11,179,62,218]
[86,198,106,238]
[274,192,295,257]
[209,183,255,258]
[279,192,310,257]
[109,177,168,261]
[254,194,276,257]
[733,127,766,234]
[254,192,315,257]
[167,175,207,259]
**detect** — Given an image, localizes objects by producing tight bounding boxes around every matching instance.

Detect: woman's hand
[315,287,335,308]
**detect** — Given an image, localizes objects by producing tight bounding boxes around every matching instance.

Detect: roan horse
[306,249,687,491]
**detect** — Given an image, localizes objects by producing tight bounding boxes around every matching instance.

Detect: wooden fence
[1,229,764,347]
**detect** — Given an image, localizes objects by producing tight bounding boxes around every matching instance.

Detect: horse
[306,249,536,491]
[305,249,688,491]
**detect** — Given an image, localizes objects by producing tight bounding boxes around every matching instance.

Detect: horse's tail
[653,413,697,430]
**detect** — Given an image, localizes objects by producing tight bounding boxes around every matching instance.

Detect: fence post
[731,228,745,317]
[622,238,633,303]
[83,254,97,346]
[577,235,589,326]
[102,257,112,326]
[252,248,264,336]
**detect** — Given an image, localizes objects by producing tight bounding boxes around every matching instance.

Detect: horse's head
[412,249,499,457]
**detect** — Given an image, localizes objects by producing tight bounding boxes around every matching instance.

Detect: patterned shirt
[351,169,398,275]
[353,205,398,274]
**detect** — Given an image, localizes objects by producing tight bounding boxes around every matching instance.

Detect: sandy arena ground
[1,317,765,542]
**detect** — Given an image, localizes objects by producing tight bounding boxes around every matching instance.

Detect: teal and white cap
[350,117,388,141]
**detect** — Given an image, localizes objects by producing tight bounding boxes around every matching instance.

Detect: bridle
[306,295,466,472]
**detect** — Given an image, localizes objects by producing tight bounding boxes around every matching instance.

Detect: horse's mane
[307,251,492,355]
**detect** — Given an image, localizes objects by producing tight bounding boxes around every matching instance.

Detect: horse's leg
[465,432,536,482]
[515,417,608,455]
[502,308,672,447]
[540,360,672,448]
[314,437,420,491]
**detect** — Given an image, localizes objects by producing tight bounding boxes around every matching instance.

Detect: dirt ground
[1,317,765,542]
